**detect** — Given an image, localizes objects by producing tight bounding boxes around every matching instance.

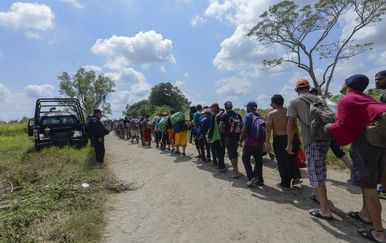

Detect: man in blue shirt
[240,101,265,187]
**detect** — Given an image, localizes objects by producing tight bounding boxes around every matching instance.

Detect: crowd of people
[91,70,386,242]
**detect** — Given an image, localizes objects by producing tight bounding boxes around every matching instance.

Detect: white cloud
[160,65,166,72]
[91,31,175,70]
[213,24,282,72]
[0,83,37,121]
[83,65,102,73]
[25,84,55,97]
[0,2,54,38]
[341,9,386,46]
[204,1,286,73]
[255,94,271,109]
[104,67,152,117]
[0,83,11,103]
[215,76,252,100]
[61,0,83,9]
[175,80,185,87]
[376,51,386,66]
[191,15,206,27]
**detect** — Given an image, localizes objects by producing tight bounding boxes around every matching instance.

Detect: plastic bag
[294,147,306,168]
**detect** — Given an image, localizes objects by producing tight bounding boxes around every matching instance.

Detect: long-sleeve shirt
[330,91,386,146]
[89,116,109,140]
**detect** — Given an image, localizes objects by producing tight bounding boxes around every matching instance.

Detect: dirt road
[103,134,386,243]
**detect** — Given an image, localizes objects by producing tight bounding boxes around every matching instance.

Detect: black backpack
[299,95,335,141]
[227,113,242,134]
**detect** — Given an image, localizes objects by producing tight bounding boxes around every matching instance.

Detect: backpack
[130,119,139,129]
[227,113,242,134]
[299,95,335,141]
[364,112,386,148]
[174,120,187,133]
[251,114,266,143]
[198,116,209,140]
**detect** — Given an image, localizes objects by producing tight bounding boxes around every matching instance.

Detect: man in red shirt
[325,74,386,242]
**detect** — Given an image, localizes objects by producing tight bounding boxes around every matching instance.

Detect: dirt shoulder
[103,134,386,243]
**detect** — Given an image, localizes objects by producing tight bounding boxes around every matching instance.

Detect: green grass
[0,122,109,243]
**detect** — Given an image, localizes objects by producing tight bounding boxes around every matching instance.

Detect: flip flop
[309,209,333,221]
[348,211,372,225]
[358,228,386,242]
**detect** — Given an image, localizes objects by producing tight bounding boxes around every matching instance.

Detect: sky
[0,0,385,121]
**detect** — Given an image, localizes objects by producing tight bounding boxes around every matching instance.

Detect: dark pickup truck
[27,98,88,150]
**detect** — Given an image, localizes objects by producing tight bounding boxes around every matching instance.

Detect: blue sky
[0,0,385,121]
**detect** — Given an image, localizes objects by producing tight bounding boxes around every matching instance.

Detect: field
[0,122,109,242]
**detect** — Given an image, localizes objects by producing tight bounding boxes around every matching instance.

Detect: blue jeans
[242,145,263,181]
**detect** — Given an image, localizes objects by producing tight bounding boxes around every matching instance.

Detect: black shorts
[225,136,239,160]
[350,134,385,189]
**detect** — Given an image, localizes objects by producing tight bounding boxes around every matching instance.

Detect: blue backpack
[198,116,209,140]
[251,114,266,144]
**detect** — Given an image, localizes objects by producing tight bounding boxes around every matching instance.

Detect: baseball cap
[224,101,233,109]
[295,79,310,91]
[345,74,369,92]
[211,103,219,109]
[245,101,257,110]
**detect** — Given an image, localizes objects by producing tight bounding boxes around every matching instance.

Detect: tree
[58,68,115,116]
[149,82,190,111]
[367,88,383,100]
[248,0,386,96]
[124,100,154,117]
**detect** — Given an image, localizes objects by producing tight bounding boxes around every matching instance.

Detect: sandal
[358,228,386,242]
[348,211,372,225]
[309,209,333,221]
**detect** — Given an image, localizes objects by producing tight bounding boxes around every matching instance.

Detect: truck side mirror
[27,119,34,136]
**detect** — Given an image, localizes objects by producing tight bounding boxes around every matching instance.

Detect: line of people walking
[109,70,386,242]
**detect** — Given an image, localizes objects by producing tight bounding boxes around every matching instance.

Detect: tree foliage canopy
[58,68,115,116]
[248,0,386,96]
[149,82,190,111]
[124,100,153,118]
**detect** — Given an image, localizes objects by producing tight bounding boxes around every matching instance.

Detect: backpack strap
[294,96,311,129]
[299,94,314,105]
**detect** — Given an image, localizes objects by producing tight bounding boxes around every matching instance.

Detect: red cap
[295,79,310,90]
[211,103,219,109]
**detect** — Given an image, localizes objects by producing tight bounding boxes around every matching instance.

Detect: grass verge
[0,122,109,242]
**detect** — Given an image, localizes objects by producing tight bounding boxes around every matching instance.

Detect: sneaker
[218,167,227,173]
[175,150,181,154]
[377,184,383,194]
[292,178,303,186]
[276,183,291,190]
[182,152,186,156]
[254,179,264,186]
[171,148,175,152]
[246,178,257,187]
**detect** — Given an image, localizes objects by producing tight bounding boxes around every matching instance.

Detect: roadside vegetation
[0,121,109,242]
